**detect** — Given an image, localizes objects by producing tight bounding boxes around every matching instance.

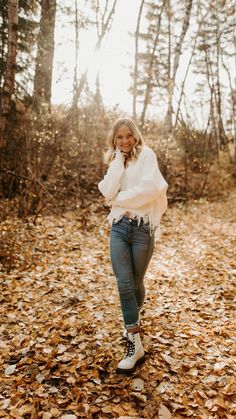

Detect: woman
[98,117,168,374]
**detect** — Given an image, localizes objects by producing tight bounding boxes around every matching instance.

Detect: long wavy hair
[104,117,145,164]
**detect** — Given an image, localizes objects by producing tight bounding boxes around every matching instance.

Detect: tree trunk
[215,8,228,149]
[174,24,200,128]
[133,0,145,121]
[222,56,236,163]
[140,0,166,126]
[0,3,8,89]
[205,49,219,158]
[33,0,56,110]
[165,0,192,132]
[165,0,172,132]
[72,0,117,107]
[72,0,79,109]
[0,0,18,148]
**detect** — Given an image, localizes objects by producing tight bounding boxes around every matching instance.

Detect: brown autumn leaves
[0,189,235,418]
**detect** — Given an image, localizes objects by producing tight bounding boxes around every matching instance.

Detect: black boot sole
[116,354,146,374]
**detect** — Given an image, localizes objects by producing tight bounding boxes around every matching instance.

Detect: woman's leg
[110,218,153,373]
[110,218,139,327]
[131,223,155,312]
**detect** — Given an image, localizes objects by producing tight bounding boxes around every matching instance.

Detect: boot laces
[126,339,135,358]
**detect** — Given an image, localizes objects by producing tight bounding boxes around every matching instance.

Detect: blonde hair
[104,117,145,164]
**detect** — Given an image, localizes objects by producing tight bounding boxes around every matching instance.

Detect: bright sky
[52,1,234,128]
[52,0,139,113]
[51,0,210,124]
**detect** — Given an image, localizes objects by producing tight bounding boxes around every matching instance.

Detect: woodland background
[0,0,235,418]
[0,0,235,218]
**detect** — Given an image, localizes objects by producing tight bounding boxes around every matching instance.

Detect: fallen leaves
[4,364,16,376]
[158,404,172,419]
[0,191,235,417]
[132,378,145,392]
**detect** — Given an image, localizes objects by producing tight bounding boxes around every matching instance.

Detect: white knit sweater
[98,146,168,236]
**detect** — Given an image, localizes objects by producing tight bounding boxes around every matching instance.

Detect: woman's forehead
[116,124,132,135]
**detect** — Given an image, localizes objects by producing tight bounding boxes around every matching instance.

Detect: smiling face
[114,124,136,154]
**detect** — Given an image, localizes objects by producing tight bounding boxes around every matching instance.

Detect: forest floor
[0,188,236,419]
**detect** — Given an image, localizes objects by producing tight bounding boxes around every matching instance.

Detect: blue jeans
[110,216,155,328]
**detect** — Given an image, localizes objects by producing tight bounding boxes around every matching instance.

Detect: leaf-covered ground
[0,189,235,418]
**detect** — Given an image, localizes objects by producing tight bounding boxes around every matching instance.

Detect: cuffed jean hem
[126,324,140,333]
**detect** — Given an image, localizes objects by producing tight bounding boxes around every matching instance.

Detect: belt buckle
[128,213,136,223]
[126,212,133,223]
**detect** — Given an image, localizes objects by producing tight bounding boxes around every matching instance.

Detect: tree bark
[165,0,171,130]
[72,0,79,109]
[174,24,200,128]
[0,3,8,89]
[0,0,19,148]
[133,0,145,121]
[140,0,166,126]
[33,0,56,110]
[204,48,218,156]
[165,0,192,132]
[222,56,236,163]
[215,8,228,149]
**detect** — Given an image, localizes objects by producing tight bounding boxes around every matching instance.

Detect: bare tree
[133,0,145,121]
[222,52,236,163]
[72,0,80,109]
[95,0,117,50]
[0,0,19,148]
[140,0,166,126]
[215,5,228,148]
[165,0,193,132]
[174,35,197,128]
[194,0,232,156]
[135,0,192,128]
[72,0,117,108]
[174,7,210,128]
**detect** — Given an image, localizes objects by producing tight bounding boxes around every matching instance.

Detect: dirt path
[0,190,235,418]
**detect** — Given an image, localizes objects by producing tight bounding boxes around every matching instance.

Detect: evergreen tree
[193,0,235,151]
[136,0,193,128]
[0,0,39,103]
[0,0,19,146]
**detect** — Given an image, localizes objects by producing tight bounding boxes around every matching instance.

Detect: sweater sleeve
[112,149,167,209]
[98,150,125,200]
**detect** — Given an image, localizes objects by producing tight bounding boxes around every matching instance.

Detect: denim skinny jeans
[110,216,155,328]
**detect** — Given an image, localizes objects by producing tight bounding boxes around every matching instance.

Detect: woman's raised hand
[121,151,130,159]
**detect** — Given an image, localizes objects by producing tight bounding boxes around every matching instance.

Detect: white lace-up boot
[116,328,145,374]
